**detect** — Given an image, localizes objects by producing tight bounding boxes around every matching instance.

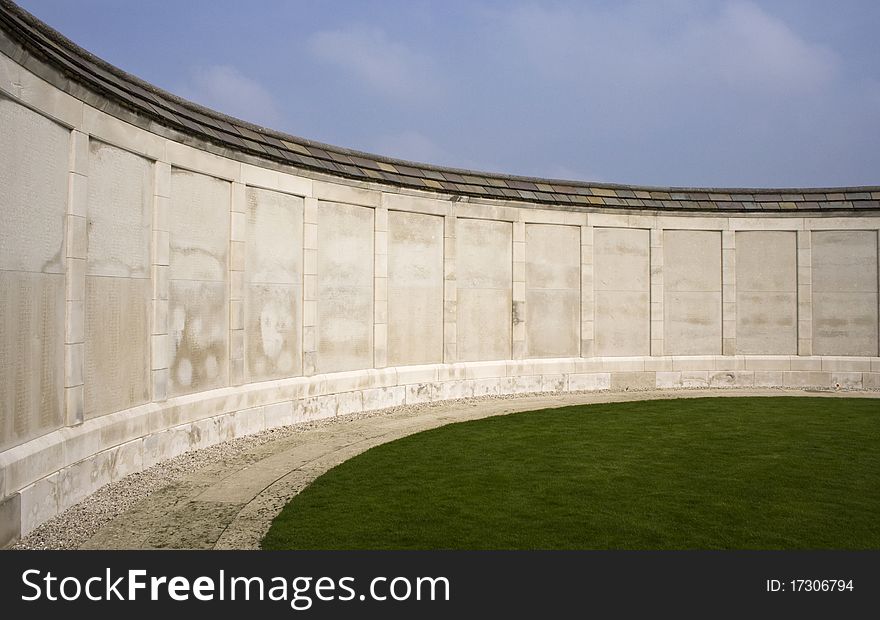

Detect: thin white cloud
[182,65,283,128]
[502,0,838,95]
[307,25,441,102]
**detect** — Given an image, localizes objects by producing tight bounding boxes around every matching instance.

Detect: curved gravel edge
[10,386,876,550]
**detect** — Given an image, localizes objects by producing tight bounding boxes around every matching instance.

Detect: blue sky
[17,0,880,187]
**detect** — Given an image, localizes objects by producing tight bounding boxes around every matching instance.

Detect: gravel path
[10,387,876,550]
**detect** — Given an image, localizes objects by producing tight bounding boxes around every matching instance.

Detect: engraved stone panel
[87,141,152,278]
[387,211,443,366]
[0,96,67,274]
[317,202,373,373]
[0,272,64,451]
[525,224,580,358]
[735,231,797,354]
[664,230,722,355]
[245,187,303,381]
[594,227,650,356]
[170,169,229,282]
[168,170,229,396]
[169,280,229,394]
[84,277,150,418]
[84,141,152,417]
[456,219,511,362]
[0,97,67,450]
[812,230,879,356]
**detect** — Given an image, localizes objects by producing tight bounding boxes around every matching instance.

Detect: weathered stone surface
[168,170,230,396]
[812,231,879,356]
[317,202,374,372]
[87,140,152,278]
[456,219,512,361]
[387,211,443,366]
[0,492,21,548]
[0,96,67,274]
[169,280,229,395]
[593,228,651,356]
[664,230,722,355]
[84,277,151,418]
[0,271,65,451]
[245,184,303,381]
[736,231,797,354]
[526,224,580,357]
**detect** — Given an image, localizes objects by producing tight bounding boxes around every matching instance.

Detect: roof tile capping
[0,0,877,213]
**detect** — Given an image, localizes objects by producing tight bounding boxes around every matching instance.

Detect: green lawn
[262,397,880,550]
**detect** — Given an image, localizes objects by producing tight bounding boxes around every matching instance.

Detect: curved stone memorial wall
[1,1,879,546]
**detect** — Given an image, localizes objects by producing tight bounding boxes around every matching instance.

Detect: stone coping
[0,0,877,213]
[2,355,880,547]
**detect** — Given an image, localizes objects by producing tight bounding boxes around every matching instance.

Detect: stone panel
[0,97,67,451]
[317,202,373,372]
[84,277,150,418]
[85,142,152,417]
[664,230,722,355]
[168,280,229,394]
[168,170,229,396]
[0,96,67,274]
[387,211,443,366]
[86,141,152,278]
[456,219,511,362]
[812,231,879,356]
[0,272,64,451]
[594,228,650,356]
[735,231,797,354]
[245,188,303,381]
[525,224,580,358]
[595,291,651,356]
[169,169,229,282]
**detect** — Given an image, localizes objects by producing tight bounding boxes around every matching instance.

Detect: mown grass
[262,397,880,550]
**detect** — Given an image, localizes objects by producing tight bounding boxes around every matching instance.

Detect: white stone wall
[2,46,880,545]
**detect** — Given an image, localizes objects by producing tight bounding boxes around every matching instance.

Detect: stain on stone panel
[169,280,229,394]
[525,224,580,358]
[317,202,373,373]
[594,228,650,356]
[735,231,797,354]
[387,211,443,366]
[456,219,512,361]
[812,230,878,356]
[246,284,300,379]
[245,188,303,381]
[664,230,722,355]
[168,170,230,396]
